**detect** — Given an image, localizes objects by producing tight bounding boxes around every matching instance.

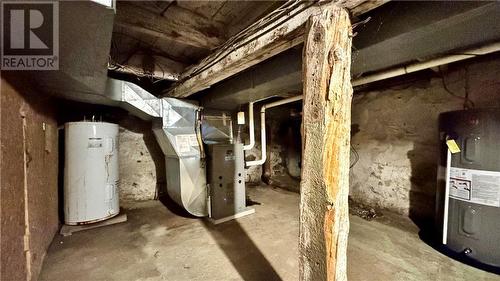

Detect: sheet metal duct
[105,79,162,120]
[153,99,207,217]
[201,113,234,144]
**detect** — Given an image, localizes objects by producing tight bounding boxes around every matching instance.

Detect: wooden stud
[299,5,352,281]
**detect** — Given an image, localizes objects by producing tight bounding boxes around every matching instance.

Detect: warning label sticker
[189,135,199,147]
[175,134,198,153]
[449,167,500,207]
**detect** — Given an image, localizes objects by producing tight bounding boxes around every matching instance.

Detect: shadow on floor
[201,220,282,281]
[158,193,196,218]
[419,234,500,275]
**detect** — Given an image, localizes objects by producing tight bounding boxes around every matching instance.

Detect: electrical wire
[439,66,474,110]
[109,46,174,82]
[110,29,190,83]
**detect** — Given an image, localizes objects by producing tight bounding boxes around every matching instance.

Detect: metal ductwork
[105,79,208,217]
[42,67,209,216]
[152,99,207,217]
[29,1,115,105]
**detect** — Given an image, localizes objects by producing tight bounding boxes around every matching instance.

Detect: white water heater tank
[64,121,119,225]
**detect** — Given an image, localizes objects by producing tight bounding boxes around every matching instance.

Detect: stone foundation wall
[350,55,500,221]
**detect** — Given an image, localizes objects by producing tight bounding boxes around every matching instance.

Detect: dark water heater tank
[437,109,500,269]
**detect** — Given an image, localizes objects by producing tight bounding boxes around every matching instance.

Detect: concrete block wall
[350,55,500,223]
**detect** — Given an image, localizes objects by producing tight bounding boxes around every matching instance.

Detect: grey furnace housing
[206,143,247,221]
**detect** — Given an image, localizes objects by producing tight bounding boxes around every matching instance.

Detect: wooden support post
[299,5,352,281]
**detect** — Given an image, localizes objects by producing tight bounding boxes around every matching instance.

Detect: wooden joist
[163,1,314,98]
[350,0,389,17]
[163,0,384,98]
[300,4,352,281]
[114,3,224,51]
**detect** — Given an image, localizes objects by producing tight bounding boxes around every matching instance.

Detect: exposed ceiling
[19,1,500,115]
[351,1,500,76]
[110,1,284,82]
[197,1,500,111]
[22,0,387,106]
[108,0,388,93]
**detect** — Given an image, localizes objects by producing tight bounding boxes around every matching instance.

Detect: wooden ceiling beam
[350,0,389,17]
[162,0,387,98]
[114,3,224,52]
[162,1,313,98]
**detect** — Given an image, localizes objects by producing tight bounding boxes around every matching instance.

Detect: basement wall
[118,116,165,206]
[350,55,500,223]
[1,76,59,281]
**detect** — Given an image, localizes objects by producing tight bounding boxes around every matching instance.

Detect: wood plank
[299,5,352,281]
[60,214,128,237]
[221,1,285,37]
[125,1,175,15]
[115,3,224,51]
[175,1,226,20]
[163,1,315,98]
[350,0,389,17]
[163,0,381,98]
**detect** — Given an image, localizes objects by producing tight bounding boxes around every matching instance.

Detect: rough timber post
[299,5,352,281]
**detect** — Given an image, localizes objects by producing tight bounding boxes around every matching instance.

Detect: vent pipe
[246,95,303,166]
[243,102,255,150]
[352,42,500,87]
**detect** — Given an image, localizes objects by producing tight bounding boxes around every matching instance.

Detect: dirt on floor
[40,186,499,281]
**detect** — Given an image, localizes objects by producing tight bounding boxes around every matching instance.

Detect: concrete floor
[40,186,499,281]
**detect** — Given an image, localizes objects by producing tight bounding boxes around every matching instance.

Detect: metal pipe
[442,149,452,245]
[243,102,255,150]
[246,95,303,166]
[352,42,500,87]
